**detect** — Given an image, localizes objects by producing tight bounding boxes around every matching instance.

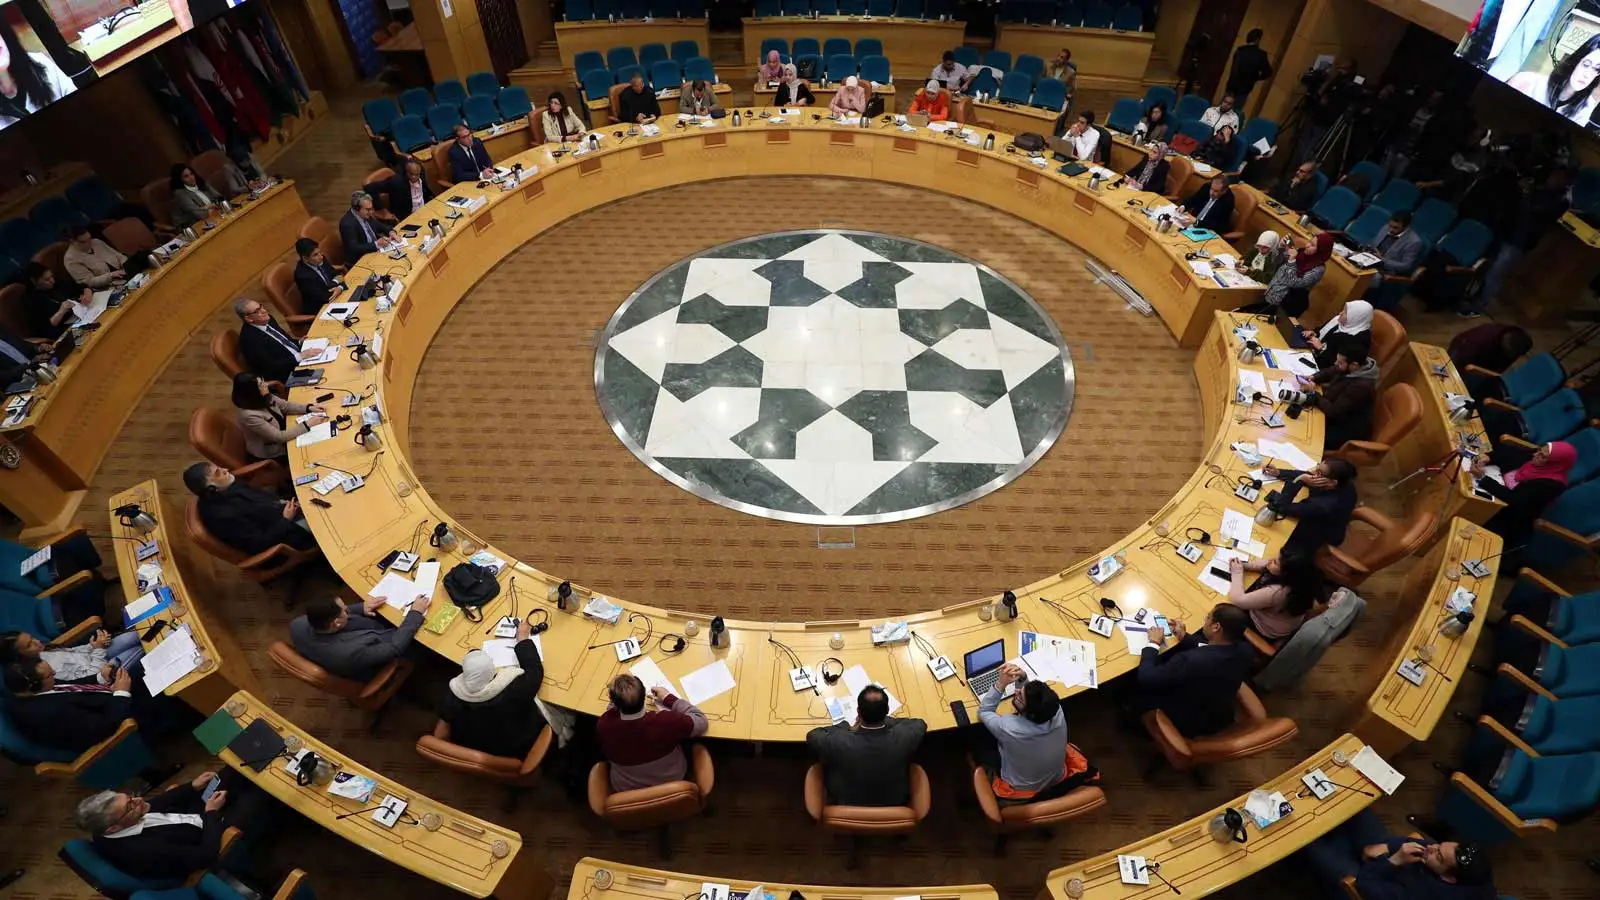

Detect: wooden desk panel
[960,99,1058,138]
[571,858,996,900]
[1043,735,1378,900]
[1382,343,1500,536]
[994,23,1154,87]
[556,19,713,78]
[740,16,965,74]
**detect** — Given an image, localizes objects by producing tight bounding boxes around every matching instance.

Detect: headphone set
[817,657,844,686]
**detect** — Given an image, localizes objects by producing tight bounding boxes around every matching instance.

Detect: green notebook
[193,708,244,755]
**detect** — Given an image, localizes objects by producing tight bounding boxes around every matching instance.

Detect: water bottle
[983,133,995,151]
[732,109,741,128]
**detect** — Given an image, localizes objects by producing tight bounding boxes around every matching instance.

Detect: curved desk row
[0,181,307,538]
[1382,343,1500,533]
[571,858,995,900]
[556,18,715,79]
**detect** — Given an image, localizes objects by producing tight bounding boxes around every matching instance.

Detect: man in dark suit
[338,190,396,262]
[1264,458,1359,559]
[805,687,927,806]
[447,123,494,184]
[289,594,431,683]
[1182,177,1237,233]
[1126,603,1254,737]
[231,297,300,384]
[182,461,316,557]
[291,238,342,315]
[1271,160,1321,213]
[74,769,263,880]
[2,657,136,753]
[1225,29,1273,107]
[375,156,435,220]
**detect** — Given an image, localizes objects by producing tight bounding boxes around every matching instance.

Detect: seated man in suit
[447,123,495,184]
[183,461,316,557]
[231,297,300,384]
[338,190,397,261]
[291,238,343,315]
[1182,176,1237,233]
[377,156,435,220]
[1271,160,1321,213]
[805,686,926,806]
[1365,210,1425,304]
[74,770,264,880]
[2,657,137,753]
[1126,603,1254,738]
[290,594,431,683]
[1263,458,1359,559]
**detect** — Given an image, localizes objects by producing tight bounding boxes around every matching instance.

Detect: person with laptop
[1303,299,1374,369]
[1064,111,1100,161]
[973,655,1068,804]
[909,80,950,122]
[182,461,317,557]
[1126,603,1254,738]
[1180,176,1237,233]
[805,686,927,806]
[1262,458,1360,559]
[289,593,432,683]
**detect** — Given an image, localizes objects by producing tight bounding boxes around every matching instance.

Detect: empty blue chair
[997,71,1032,105]
[868,0,895,15]
[65,176,124,222]
[592,0,615,16]
[1439,218,1493,267]
[983,50,1011,73]
[755,0,781,15]
[30,196,89,239]
[1105,96,1142,133]
[1013,53,1045,85]
[1433,732,1600,844]
[1522,388,1590,445]
[1308,186,1361,231]
[650,59,683,90]
[783,0,811,15]
[954,46,979,67]
[824,37,851,58]
[1344,204,1392,248]
[1083,1,1113,28]
[1142,85,1176,114]
[2,696,156,790]
[1525,482,1600,581]
[1372,178,1419,214]
[1497,353,1567,408]
[1518,694,1600,755]
[1499,569,1600,647]
[1344,159,1386,200]
[859,54,890,85]
[1311,169,1330,201]
[793,37,821,58]
[566,0,593,19]
[968,68,998,98]
[838,0,865,13]
[607,46,638,72]
[815,0,840,12]
[1030,77,1066,111]
[60,839,186,897]
[1175,118,1213,144]
[463,95,499,130]
[1056,1,1085,25]
[574,50,606,79]
[0,217,48,261]
[826,54,858,82]
[362,97,402,136]
[425,103,462,139]
[1173,93,1208,122]
[760,37,789,62]
[855,38,883,58]
[391,114,434,152]
[640,42,669,69]
[614,63,644,86]
[1111,2,1141,29]
[1409,198,1457,245]
[433,79,467,107]
[582,68,616,103]
[685,56,716,84]
[497,86,532,121]
[671,40,699,62]
[398,87,433,117]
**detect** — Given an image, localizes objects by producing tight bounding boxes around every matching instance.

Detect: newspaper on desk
[142,623,201,695]
[1348,251,1382,269]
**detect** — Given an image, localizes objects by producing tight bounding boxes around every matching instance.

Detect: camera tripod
[1389,445,1475,521]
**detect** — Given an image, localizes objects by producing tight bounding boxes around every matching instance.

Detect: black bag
[1015,132,1046,154]
[443,563,500,621]
[796,56,818,81]
[865,95,885,117]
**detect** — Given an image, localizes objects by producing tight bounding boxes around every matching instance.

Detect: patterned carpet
[1,93,1595,900]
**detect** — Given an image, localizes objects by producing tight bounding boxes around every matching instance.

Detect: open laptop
[1274,314,1311,350]
[964,638,1007,699]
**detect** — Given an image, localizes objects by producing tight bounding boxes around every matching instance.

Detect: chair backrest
[30,241,66,285]
[1344,160,1386,199]
[1112,2,1141,30]
[574,50,606,79]
[671,40,699,62]
[268,641,366,699]
[185,495,249,566]
[1229,184,1257,234]
[189,150,232,196]
[998,71,1032,104]
[1566,428,1600,485]
[60,839,183,896]
[1525,387,1589,445]
[210,329,246,379]
[867,0,894,15]
[190,407,251,471]
[806,763,930,833]
[607,46,638,72]
[1361,506,1439,571]
[0,698,79,764]
[826,54,858,82]
[1030,77,1065,111]
[433,79,467,107]
[1105,97,1143,133]
[953,46,979,68]
[0,217,46,260]
[1440,219,1493,266]
[391,114,434,153]
[1143,85,1176,113]
[1175,118,1213,143]
[1083,1,1112,27]
[1162,155,1194,197]
[1311,169,1329,201]
[591,770,705,828]
[298,216,343,268]
[1369,310,1406,369]
[1372,179,1419,214]
[463,95,499,130]
[1409,198,1457,245]
[859,55,890,85]
[1173,93,1208,121]
[684,56,716,84]
[363,98,402,135]
[0,284,29,341]
[261,262,302,320]
[1057,1,1084,25]
[823,38,851,59]
[855,38,883,59]
[982,50,1011,73]
[793,37,821,59]
[65,176,121,221]
[1372,383,1423,448]
[1238,115,1278,147]
[613,63,644,87]
[1014,53,1045,84]
[754,0,781,15]
[425,104,462,140]
[1310,186,1361,230]
[968,68,998,97]
[30,197,87,241]
[398,87,433,117]
[783,0,811,14]
[1573,165,1600,214]
[582,68,616,103]
[567,0,592,19]
[497,86,533,121]
[140,178,175,227]
[1345,204,1392,248]
[639,42,669,69]
[759,37,788,63]
[650,60,682,90]
[103,217,157,255]
[466,71,500,97]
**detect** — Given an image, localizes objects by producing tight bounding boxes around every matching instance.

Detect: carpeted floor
[1,92,1595,900]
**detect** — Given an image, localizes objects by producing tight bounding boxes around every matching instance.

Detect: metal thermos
[1238,340,1260,363]
[1440,611,1474,638]
[430,523,458,552]
[983,133,995,151]
[355,424,382,451]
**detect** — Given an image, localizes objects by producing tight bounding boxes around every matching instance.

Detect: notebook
[193,708,244,755]
[226,718,286,772]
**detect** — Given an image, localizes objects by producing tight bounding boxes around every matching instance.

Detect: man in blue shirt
[974,663,1067,803]
[1300,810,1496,900]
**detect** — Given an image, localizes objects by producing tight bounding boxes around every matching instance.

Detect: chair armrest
[47,615,103,648]
[1463,364,1501,379]
[520,725,554,777]
[587,762,611,815]
[1501,435,1541,453]
[1445,772,1558,838]
[1234,684,1268,722]
[1508,614,1568,650]
[233,459,287,488]
[1339,874,1363,900]
[1483,397,1521,413]
[184,826,243,886]
[282,314,317,339]
[271,870,308,900]
[432,720,451,740]
[236,543,303,572]
[1143,709,1192,762]
[357,659,407,701]
[969,764,1003,825]
[34,717,138,779]
[1518,569,1570,597]
[1495,663,1558,701]
[1244,628,1279,658]
[1333,440,1390,466]
[1533,519,1596,549]
[1475,715,1539,758]
[689,743,714,797]
[1350,506,1398,530]
[37,569,93,600]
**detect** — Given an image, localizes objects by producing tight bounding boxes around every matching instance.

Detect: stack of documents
[630,657,679,697]
[294,422,335,448]
[367,561,440,611]
[1257,438,1319,471]
[143,623,201,694]
[482,634,542,667]
[298,338,336,365]
[1018,631,1098,688]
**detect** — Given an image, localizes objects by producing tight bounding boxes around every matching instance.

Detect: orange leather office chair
[185,497,322,585]
[188,407,288,490]
[364,167,397,216]
[1164,155,1193,201]
[416,722,554,808]
[1223,184,1257,244]
[970,764,1105,855]
[31,242,69,285]
[607,83,629,125]
[210,329,247,379]
[268,640,412,730]
[1329,383,1422,468]
[141,178,175,230]
[1369,310,1407,370]
[1316,506,1438,588]
[431,140,456,191]
[804,763,930,867]
[1142,684,1298,780]
[298,217,344,268]
[189,150,231,193]
[103,217,158,255]
[260,263,316,337]
[589,744,714,856]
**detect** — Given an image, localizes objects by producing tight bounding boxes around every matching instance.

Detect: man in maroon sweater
[596,674,709,791]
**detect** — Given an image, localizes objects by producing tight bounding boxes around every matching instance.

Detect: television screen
[1458,0,1600,127]
[0,0,250,132]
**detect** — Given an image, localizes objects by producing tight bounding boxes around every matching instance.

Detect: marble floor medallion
[594,230,1076,524]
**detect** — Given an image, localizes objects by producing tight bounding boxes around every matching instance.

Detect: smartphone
[200,774,221,801]
[1153,614,1172,637]
[1209,565,1231,582]
[293,473,318,486]
[949,700,971,727]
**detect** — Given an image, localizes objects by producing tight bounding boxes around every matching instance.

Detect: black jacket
[338,209,393,261]
[805,716,928,806]
[6,688,131,753]
[1481,476,1566,550]
[447,138,493,183]
[1272,175,1319,213]
[196,482,316,557]
[776,82,816,107]
[1124,158,1170,194]
[1134,636,1253,737]
[292,260,339,315]
[23,284,75,340]
[616,87,661,125]
[1311,358,1380,450]
[1182,184,1237,233]
[91,783,224,880]
[1273,470,1359,559]
[438,638,547,758]
[237,320,299,384]
[377,172,435,220]
[1226,44,1273,96]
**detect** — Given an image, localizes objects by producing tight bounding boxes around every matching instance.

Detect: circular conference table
[285,112,1330,742]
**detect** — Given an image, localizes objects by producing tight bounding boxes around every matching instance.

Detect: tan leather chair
[416,721,553,807]
[589,743,714,856]
[189,150,230,193]
[530,108,549,144]
[141,177,175,229]
[1164,155,1194,200]
[103,217,158,255]
[0,284,30,337]
[261,263,316,337]
[31,242,69,285]
[607,83,629,124]
[970,764,1104,855]
[1142,684,1298,779]
[1224,184,1257,243]
[1369,309,1407,370]
[185,497,322,584]
[1316,506,1439,588]
[268,640,412,729]
[210,329,248,379]
[188,407,288,489]
[804,763,929,865]
[364,167,398,220]
[430,139,456,191]
[1329,383,1422,468]
[298,217,344,269]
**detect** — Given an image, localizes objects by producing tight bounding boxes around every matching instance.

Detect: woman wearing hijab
[1242,232,1332,316]
[1304,299,1374,369]
[1247,231,1285,282]
[776,63,815,107]
[438,618,548,759]
[909,80,950,121]
[759,49,785,83]
[1123,141,1170,193]
[1472,441,1578,556]
[830,75,867,117]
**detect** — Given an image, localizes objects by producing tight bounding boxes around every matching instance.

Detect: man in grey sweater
[289,593,431,682]
[806,686,926,806]
[975,663,1067,801]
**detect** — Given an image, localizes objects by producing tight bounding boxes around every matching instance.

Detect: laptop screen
[963,639,1005,677]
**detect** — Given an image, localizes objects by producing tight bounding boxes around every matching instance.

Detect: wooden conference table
[1381,342,1501,534]
[571,858,994,900]
[0,180,307,540]
[741,16,965,72]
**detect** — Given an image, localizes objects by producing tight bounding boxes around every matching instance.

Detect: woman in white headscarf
[830,75,867,117]
[438,618,573,755]
[1304,298,1374,368]
[1247,230,1285,281]
[776,63,815,107]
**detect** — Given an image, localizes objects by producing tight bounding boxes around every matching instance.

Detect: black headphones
[658,634,686,654]
[819,658,844,685]
[1098,597,1123,618]
[525,609,549,636]
[1185,527,1212,545]
[296,752,320,786]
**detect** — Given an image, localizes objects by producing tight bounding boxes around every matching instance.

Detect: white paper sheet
[630,656,680,698]
[295,422,334,447]
[1257,439,1318,472]
[142,624,200,695]
[1121,622,1152,654]
[1220,509,1255,544]
[1237,369,1268,394]
[1352,745,1405,795]
[1198,548,1249,594]
[1269,350,1317,372]
[412,561,441,603]
[680,659,737,706]
[481,635,542,668]
[369,571,423,610]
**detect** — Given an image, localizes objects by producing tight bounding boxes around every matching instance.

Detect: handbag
[443,562,500,622]
[1014,131,1046,154]
[1169,134,1201,155]
[865,95,885,117]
